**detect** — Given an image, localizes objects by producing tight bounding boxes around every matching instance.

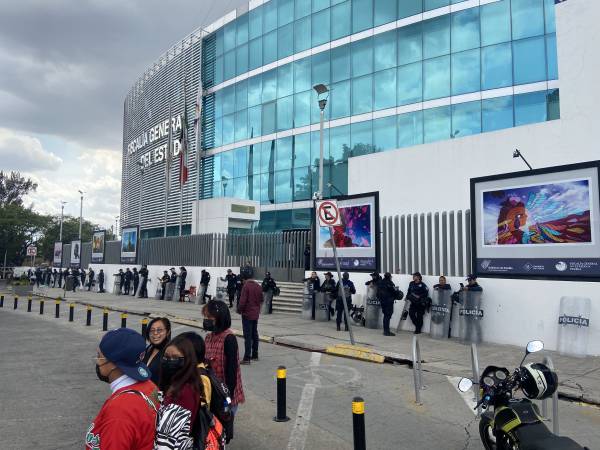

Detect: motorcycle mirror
[458,378,473,393]
[526,340,544,354]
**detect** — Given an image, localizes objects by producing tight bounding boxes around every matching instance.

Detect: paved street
[2,295,600,449]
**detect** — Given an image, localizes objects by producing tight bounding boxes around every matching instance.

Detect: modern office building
[122,0,568,237]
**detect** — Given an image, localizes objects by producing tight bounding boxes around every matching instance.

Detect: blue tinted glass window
[249,38,263,70]
[248,105,262,136]
[275,170,292,203]
[351,121,373,156]
[222,86,235,115]
[236,44,248,75]
[451,49,480,96]
[331,1,351,40]
[397,62,422,105]
[311,129,329,165]
[451,101,481,138]
[214,118,222,147]
[294,58,311,93]
[481,43,512,90]
[546,34,558,80]
[262,101,277,135]
[482,96,514,132]
[236,15,249,46]
[398,0,422,19]
[547,89,560,120]
[331,46,351,82]
[214,56,223,84]
[329,162,348,196]
[278,23,294,59]
[294,133,311,167]
[512,0,544,40]
[375,0,396,26]
[233,177,248,200]
[294,91,311,127]
[262,70,277,102]
[374,69,397,110]
[296,0,311,18]
[259,141,273,173]
[294,17,311,53]
[279,0,294,26]
[263,31,278,65]
[276,136,293,170]
[312,52,330,86]
[329,125,350,163]
[233,147,248,178]
[514,91,546,126]
[293,166,312,201]
[398,23,422,65]
[423,106,450,143]
[249,8,263,40]
[374,32,397,72]
[213,154,222,182]
[264,0,278,33]
[330,80,351,119]
[224,51,236,80]
[260,172,273,205]
[235,80,248,111]
[222,114,235,145]
[398,111,423,148]
[215,91,224,118]
[544,0,556,34]
[248,75,262,107]
[424,0,448,12]
[313,0,330,12]
[312,8,331,46]
[215,30,224,57]
[352,0,373,33]
[250,175,260,201]
[423,16,450,59]
[480,0,511,46]
[278,64,294,98]
[451,8,480,53]
[352,38,374,77]
[277,96,294,131]
[513,36,547,85]
[224,22,236,53]
[373,116,397,152]
[221,151,233,180]
[352,75,373,115]
[423,56,450,100]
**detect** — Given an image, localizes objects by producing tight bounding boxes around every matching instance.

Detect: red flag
[179,106,189,187]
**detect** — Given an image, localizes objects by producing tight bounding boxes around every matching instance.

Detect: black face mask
[161,357,185,385]
[96,364,110,383]
[203,319,215,331]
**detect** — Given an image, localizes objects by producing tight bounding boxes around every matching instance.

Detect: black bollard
[55,298,61,318]
[86,305,92,326]
[273,366,290,422]
[69,303,75,322]
[14,296,18,309]
[141,317,149,336]
[120,313,127,328]
[27,296,32,312]
[102,308,108,331]
[1,294,4,307]
[40,299,45,315]
[352,397,366,450]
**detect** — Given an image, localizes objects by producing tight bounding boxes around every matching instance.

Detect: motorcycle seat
[516,424,584,450]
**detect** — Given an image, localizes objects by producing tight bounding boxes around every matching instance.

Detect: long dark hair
[179,332,206,364]
[145,317,172,350]
[159,335,205,402]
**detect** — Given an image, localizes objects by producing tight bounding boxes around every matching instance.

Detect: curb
[325,344,385,364]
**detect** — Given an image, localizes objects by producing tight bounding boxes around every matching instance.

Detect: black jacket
[407,281,429,308]
[433,283,452,290]
[262,277,277,292]
[98,271,105,282]
[200,272,210,285]
[377,278,396,303]
[139,267,148,279]
[124,271,132,282]
[224,273,237,290]
[133,271,140,283]
[320,278,337,300]
[303,276,320,292]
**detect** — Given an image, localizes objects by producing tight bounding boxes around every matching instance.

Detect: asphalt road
[1,303,598,449]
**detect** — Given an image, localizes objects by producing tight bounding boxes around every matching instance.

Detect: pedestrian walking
[199,269,211,304]
[406,272,429,335]
[138,265,149,298]
[336,272,356,331]
[87,328,159,450]
[202,300,244,443]
[320,272,337,320]
[132,267,140,296]
[378,273,397,336]
[142,317,172,385]
[178,266,187,302]
[222,269,237,308]
[98,269,105,293]
[124,268,132,295]
[238,268,263,364]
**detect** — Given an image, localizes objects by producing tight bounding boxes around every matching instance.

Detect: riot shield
[166,282,176,301]
[458,290,484,344]
[215,278,228,301]
[557,296,591,357]
[302,281,314,320]
[315,292,329,322]
[429,289,452,339]
[112,275,121,295]
[364,285,381,329]
[261,290,274,315]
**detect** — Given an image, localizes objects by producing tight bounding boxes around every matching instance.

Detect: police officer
[98,269,105,293]
[138,265,149,298]
[378,273,397,336]
[261,272,277,314]
[114,269,124,295]
[365,271,382,287]
[58,268,63,288]
[335,272,356,331]
[406,272,429,334]
[87,267,95,291]
[62,268,69,289]
[124,268,132,295]
[72,267,80,292]
[222,269,238,308]
[320,272,337,320]
[178,267,187,302]
[34,267,42,287]
[132,267,140,296]
[160,271,170,300]
[52,269,58,287]
[462,274,482,292]
[433,275,451,291]
[80,268,86,290]
[199,269,211,304]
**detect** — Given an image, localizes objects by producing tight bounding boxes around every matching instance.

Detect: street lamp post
[513,149,533,170]
[313,84,329,200]
[59,201,67,242]
[78,190,84,239]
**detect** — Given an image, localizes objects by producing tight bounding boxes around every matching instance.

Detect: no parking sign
[316,200,341,227]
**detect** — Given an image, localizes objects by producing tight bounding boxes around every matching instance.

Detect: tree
[0,171,38,207]
[37,216,98,262]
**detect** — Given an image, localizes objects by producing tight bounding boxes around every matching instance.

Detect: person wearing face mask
[87,328,159,450]
[142,317,172,385]
[202,300,244,443]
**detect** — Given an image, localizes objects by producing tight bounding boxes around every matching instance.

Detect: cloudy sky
[0,0,245,230]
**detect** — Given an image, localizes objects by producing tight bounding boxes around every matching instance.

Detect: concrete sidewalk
[15,286,600,406]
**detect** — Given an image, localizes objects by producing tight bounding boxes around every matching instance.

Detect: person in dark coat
[222,269,238,308]
[58,268,63,288]
[406,272,429,334]
[71,268,80,292]
[320,272,337,320]
[238,270,263,364]
[433,275,451,291]
[378,272,397,336]
[303,271,320,291]
[138,265,149,298]
[114,269,124,294]
[80,269,86,289]
[123,268,132,295]
[34,267,42,287]
[98,269,105,293]
[62,268,69,288]
[45,267,52,286]
[366,271,382,287]
[87,268,95,291]
[160,271,170,300]
[132,267,140,296]
[199,269,211,304]
[178,267,187,302]
[303,244,311,270]
[335,272,356,331]
[261,272,277,314]
[52,269,58,287]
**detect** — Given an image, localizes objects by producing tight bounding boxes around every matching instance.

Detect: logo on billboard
[523,262,533,271]
[480,260,492,270]
[555,261,568,272]
[558,315,589,327]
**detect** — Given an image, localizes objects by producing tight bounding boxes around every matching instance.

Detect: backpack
[197,366,233,425]
[192,406,225,450]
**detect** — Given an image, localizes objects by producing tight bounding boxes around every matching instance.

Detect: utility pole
[313,84,329,200]
[59,201,67,242]
[78,190,84,239]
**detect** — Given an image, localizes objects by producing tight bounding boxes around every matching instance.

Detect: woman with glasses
[143,317,171,385]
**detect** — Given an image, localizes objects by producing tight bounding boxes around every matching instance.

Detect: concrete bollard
[141,317,149,336]
[86,305,92,326]
[69,303,75,322]
[273,366,290,422]
[1,294,4,307]
[27,296,32,312]
[352,397,366,450]
[40,299,45,315]
[120,313,127,328]
[102,308,108,331]
[55,298,61,318]
[14,296,18,309]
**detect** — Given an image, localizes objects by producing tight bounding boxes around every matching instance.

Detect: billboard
[121,225,139,264]
[471,161,600,280]
[53,242,63,267]
[91,230,106,263]
[70,240,81,268]
[314,192,380,272]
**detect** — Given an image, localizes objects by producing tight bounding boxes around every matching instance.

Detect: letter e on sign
[316,200,341,227]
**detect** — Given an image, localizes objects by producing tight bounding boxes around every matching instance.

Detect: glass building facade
[196,0,560,231]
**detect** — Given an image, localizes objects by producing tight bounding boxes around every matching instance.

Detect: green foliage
[0,171,37,207]
[37,216,98,261]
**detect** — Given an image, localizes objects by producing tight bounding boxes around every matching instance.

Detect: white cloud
[0,128,62,171]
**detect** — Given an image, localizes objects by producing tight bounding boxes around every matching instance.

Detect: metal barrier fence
[380,209,472,277]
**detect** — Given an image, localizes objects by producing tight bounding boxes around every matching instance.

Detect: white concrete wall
[346,0,600,355]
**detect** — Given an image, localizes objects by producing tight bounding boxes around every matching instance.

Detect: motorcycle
[457,340,589,450]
